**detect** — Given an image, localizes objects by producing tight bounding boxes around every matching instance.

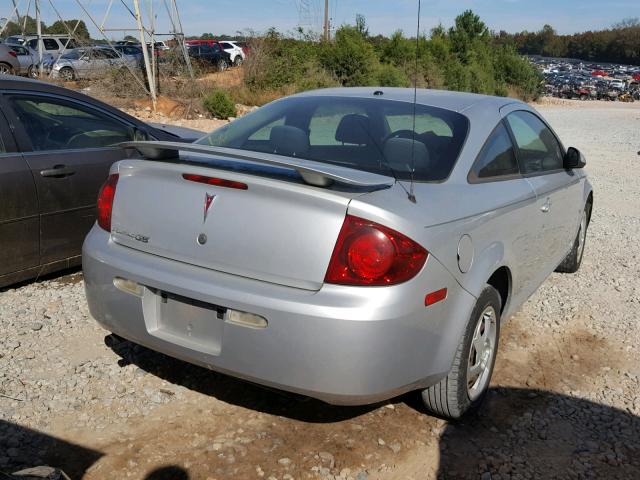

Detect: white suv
[5,35,79,59]
[219,41,245,66]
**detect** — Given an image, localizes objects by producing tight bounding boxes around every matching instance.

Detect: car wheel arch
[457,241,510,308]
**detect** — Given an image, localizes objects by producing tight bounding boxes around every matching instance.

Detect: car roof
[0,76,139,118]
[293,87,522,113]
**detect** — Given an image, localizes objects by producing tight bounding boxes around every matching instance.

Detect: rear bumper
[82,226,476,405]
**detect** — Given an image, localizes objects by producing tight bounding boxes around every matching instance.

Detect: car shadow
[105,334,380,423]
[435,387,640,479]
[2,374,638,478]
[0,420,102,478]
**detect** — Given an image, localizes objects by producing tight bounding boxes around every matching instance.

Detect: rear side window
[470,123,519,181]
[506,111,564,174]
[9,95,136,151]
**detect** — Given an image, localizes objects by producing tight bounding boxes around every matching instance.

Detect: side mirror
[564,147,586,169]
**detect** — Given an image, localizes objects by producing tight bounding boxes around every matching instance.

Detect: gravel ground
[1,100,639,480]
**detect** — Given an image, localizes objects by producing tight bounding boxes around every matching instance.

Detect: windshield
[197,95,469,181]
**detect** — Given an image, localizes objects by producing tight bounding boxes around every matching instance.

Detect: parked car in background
[187,43,230,71]
[5,34,79,59]
[51,47,137,81]
[147,41,170,51]
[6,43,55,77]
[113,44,144,67]
[0,76,204,288]
[0,44,21,74]
[219,41,245,66]
[83,87,593,419]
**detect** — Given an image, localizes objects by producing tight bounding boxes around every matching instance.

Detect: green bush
[225,10,543,105]
[376,64,409,87]
[203,90,237,119]
[319,26,378,86]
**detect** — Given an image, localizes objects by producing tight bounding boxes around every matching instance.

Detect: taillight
[8,51,17,58]
[325,215,428,286]
[97,174,119,232]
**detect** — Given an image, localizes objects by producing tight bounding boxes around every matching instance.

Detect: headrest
[335,114,370,145]
[382,138,430,175]
[269,125,309,157]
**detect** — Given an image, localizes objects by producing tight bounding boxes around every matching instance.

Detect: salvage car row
[0,34,248,80]
[531,56,640,101]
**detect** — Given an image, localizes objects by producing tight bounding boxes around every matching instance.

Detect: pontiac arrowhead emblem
[203,193,216,223]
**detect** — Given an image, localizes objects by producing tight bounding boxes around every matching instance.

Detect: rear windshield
[197,95,469,181]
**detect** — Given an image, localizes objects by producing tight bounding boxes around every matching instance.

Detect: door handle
[40,164,76,178]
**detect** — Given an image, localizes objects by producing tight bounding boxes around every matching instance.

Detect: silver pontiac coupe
[83,88,592,419]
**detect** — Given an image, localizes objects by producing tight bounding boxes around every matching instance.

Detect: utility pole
[35,0,43,77]
[323,0,329,41]
[11,0,21,32]
[133,0,157,111]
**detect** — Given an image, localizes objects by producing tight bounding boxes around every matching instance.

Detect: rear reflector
[226,309,268,329]
[183,173,248,190]
[113,277,144,297]
[425,288,448,306]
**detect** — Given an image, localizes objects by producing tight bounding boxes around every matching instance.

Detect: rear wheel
[421,285,501,419]
[28,65,39,78]
[59,67,75,81]
[0,63,14,75]
[216,59,227,72]
[233,55,243,67]
[556,203,590,273]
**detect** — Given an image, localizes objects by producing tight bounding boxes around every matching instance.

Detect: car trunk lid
[110,157,390,291]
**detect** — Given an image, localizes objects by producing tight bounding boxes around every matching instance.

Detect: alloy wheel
[467,305,498,401]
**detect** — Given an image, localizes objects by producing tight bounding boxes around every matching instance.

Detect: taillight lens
[325,215,428,286]
[97,174,119,232]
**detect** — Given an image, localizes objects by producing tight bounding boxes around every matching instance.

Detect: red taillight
[325,215,428,286]
[97,174,119,232]
[8,51,17,58]
[182,173,248,190]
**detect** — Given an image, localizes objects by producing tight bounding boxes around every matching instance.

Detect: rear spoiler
[119,141,394,188]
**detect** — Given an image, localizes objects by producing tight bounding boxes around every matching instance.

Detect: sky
[4,0,639,39]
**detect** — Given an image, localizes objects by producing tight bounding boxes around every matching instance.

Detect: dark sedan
[187,44,231,71]
[0,76,203,288]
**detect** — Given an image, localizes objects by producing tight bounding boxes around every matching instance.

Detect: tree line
[239,10,542,104]
[496,19,640,65]
[1,16,90,40]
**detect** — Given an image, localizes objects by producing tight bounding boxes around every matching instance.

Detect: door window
[470,123,519,180]
[10,46,29,56]
[43,39,59,50]
[9,95,136,151]
[506,111,564,174]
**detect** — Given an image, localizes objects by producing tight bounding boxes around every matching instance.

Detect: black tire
[28,65,38,78]
[59,67,75,81]
[216,59,227,72]
[233,55,243,67]
[0,62,14,75]
[421,285,501,419]
[556,202,591,273]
